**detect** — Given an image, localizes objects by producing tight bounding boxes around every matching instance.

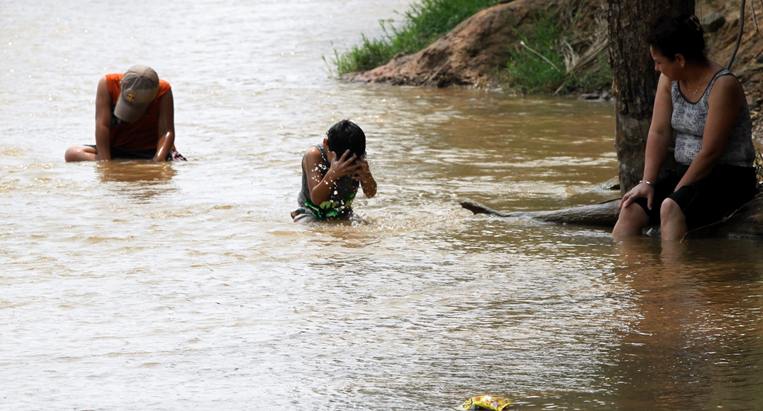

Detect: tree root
[460,198,620,226]
[462,192,763,238]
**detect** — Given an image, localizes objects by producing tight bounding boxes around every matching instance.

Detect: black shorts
[634,164,757,229]
[85,145,186,161]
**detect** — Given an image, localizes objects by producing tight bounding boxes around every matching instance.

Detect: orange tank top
[106,73,171,152]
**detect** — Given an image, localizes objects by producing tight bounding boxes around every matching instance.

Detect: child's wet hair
[648,14,707,63]
[326,119,366,158]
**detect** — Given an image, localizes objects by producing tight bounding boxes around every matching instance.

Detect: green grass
[504,15,566,93]
[502,13,611,94]
[331,0,500,76]
[570,56,613,92]
[331,1,612,94]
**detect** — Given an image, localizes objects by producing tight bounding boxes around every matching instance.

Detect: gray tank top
[672,69,754,167]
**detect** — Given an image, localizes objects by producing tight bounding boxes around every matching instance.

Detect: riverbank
[342,0,606,93]
[701,0,763,136]
[339,0,763,133]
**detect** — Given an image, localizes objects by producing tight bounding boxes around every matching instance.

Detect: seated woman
[613,14,758,240]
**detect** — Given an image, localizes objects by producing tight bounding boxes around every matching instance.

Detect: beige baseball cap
[114,65,160,122]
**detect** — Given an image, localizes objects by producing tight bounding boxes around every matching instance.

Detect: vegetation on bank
[331,0,501,76]
[503,14,611,93]
[331,0,611,94]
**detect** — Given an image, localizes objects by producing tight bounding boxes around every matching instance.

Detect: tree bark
[606,0,694,194]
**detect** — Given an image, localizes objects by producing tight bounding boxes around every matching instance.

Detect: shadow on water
[609,238,763,410]
[95,161,178,202]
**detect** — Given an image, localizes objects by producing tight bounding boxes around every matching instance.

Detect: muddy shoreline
[342,0,763,136]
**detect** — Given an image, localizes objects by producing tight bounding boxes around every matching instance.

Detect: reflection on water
[95,161,178,201]
[96,161,177,184]
[1,0,762,409]
[612,238,763,410]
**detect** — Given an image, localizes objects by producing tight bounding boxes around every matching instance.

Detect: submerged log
[460,198,620,226]
[461,193,763,237]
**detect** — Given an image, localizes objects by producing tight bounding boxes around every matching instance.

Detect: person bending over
[65,65,185,162]
[291,120,377,222]
[613,15,757,240]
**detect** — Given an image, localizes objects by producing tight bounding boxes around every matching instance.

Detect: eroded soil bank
[344,0,763,134]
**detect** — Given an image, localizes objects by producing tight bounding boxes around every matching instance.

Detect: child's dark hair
[326,120,366,158]
[648,14,707,64]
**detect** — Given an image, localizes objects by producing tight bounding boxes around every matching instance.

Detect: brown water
[1,0,762,409]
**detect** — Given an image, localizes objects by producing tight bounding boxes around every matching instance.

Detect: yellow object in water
[461,395,513,410]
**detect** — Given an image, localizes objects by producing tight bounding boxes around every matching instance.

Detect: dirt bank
[702,0,763,134]
[343,0,566,88]
[343,0,763,133]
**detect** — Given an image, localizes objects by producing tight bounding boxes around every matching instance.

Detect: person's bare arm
[353,156,376,198]
[304,148,358,205]
[153,89,175,162]
[620,74,673,210]
[675,75,743,189]
[94,77,113,161]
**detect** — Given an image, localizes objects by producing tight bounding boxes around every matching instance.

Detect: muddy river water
[1,0,762,409]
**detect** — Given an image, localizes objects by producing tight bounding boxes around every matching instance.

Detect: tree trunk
[606,0,694,194]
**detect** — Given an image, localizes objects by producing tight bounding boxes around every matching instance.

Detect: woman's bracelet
[639,180,654,187]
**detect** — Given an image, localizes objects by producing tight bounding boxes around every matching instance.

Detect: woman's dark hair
[648,14,707,63]
[326,119,366,158]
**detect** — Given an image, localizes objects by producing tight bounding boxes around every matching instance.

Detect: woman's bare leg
[613,204,650,237]
[659,198,687,240]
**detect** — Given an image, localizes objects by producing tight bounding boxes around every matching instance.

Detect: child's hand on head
[327,149,359,180]
[352,156,372,182]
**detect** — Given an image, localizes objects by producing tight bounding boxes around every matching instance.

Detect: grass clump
[332,0,500,76]
[504,15,566,93]
[503,13,611,94]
